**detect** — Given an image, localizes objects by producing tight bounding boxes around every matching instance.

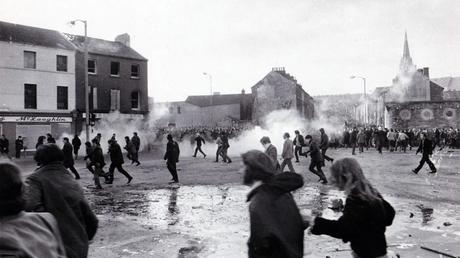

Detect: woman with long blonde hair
[310,158,395,258]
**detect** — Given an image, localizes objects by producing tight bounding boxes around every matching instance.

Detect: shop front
[0,112,74,152]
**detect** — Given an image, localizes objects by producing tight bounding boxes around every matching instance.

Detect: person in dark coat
[131,132,141,162]
[374,127,386,154]
[25,144,99,258]
[72,135,81,160]
[0,134,10,159]
[62,137,80,179]
[221,133,232,163]
[412,132,437,174]
[84,140,106,189]
[293,130,305,163]
[310,158,395,258]
[46,133,56,144]
[193,133,206,158]
[260,136,280,172]
[319,128,333,164]
[108,139,133,184]
[164,134,180,183]
[350,127,358,155]
[303,135,328,184]
[343,129,350,148]
[242,150,305,258]
[0,162,67,258]
[36,136,46,149]
[124,136,140,166]
[15,136,24,159]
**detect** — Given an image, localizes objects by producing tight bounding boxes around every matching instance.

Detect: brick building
[368,32,460,129]
[65,33,148,133]
[0,21,76,150]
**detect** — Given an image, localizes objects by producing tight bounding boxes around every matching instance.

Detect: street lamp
[203,72,213,105]
[69,19,89,142]
[350,75,367,124]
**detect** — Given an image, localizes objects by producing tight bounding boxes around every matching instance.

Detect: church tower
[399,31,415,75]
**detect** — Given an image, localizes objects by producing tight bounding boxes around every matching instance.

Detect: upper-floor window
[131,64,139,78]
[56,55,67,72]
[177,106,181,114]
[24,84,37,109]
[110,62,120,76]
[88,59,97,74]
[24,51,36,69]
[57,86,68,110]
[131,91,139,110]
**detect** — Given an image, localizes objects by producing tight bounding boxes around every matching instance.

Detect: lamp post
[69,19,89,142]
[203,72,213,105]
[350,76,367,124]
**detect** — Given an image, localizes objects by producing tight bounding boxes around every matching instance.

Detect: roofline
[0,39,76,51]
[78,50,148,61]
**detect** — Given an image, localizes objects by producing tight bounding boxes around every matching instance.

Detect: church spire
[399,31,414,74]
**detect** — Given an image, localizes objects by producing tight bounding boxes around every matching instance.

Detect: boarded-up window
[110,89,120,111]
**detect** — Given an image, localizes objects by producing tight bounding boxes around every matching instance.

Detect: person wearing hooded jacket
[309,158,395,258]
[242,150,306,258]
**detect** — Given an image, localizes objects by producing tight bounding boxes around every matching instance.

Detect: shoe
[295,160,299,163]
[168,180,177,184]
[204,154,206,158]
[330,159,334,163]
[127,177,133,184]
[136,162,140,166]
[227,160,232,164]
[192,156,196,158]
[429,170,437,174]
[75,176,81,180]
[95,185,103,190]
[412,169,418,174]
[321,179,328,185]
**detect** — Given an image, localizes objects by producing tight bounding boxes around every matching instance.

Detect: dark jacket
[109,142,124,165]
[62,142,75,167]
[24,163,99,258]
[86,145,105,167]
[124,140,136,155]
[72,137,81,150]
[247,173,305,258]
[319,133,329,149]
[293,135,305,147]
[264,144,279,170]
[195,136,205,147]
[350,130,358,144]
[305,140,322,162]
[416,138,434,155]
[15,139,23,150]
[131,135,140,151]
[311,192,395,258]
[0,138,9,153]
[164,140,180,162]
[47,137,56,144]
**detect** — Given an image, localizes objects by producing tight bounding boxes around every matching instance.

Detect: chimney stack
[241,89,245,94]
[423,67,429,78]
[115,33,130,47]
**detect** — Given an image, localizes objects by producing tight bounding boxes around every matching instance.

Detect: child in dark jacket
[310,158,395,258]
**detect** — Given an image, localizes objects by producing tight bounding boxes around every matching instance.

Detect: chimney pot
[423,67,429,78]
[115,33,130,47]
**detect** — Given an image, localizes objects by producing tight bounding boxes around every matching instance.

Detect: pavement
[9,147,460,258]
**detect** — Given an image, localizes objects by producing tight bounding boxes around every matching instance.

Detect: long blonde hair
[330,158,381,202]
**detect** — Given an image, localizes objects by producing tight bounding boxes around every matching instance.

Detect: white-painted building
[0,21,76,150]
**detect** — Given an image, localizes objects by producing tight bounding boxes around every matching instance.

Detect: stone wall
[386,101,460,129]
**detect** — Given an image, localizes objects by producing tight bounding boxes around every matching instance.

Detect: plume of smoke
[387,67,417,103]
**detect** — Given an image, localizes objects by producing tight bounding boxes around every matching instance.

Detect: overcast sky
[1,0,459,102]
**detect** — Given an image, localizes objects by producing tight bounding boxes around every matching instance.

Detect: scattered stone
[409,212,414,218]
[443,222,452,227]
[408,234,412,237]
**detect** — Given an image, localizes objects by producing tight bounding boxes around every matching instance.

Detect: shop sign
[0,116,72,123]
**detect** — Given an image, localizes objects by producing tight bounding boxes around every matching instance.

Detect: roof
[431,77,460,91]
[185,94,251,107]
[64,34,147,61]
[0,21,75,50]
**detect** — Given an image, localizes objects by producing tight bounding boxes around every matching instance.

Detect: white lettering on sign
[0,116,72,123]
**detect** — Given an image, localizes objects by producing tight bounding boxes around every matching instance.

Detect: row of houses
[0,21,148,149]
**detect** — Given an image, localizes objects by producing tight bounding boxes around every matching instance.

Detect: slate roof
[431,77,460,91]
[186,94,252,107]
[0,21,75,50]
[64,34,147,61]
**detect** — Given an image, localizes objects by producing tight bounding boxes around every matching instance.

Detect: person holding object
[242,150,306,258]
[280,132,295,173]
[309,158,395,258]
[412,132,437,174]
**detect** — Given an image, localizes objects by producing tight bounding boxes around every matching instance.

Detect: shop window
[110,89,120,111]
[24,84,37,109]
[131,64,139,78]
[56,55,68,72]
[110,62,120,76]
[131,91,139,109]
[88,59,97,74]
[24,51,36,69]
[57,86,68,110]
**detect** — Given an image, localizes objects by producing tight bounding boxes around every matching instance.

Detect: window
[131,64,139,78]
[110,62,120,76]
[110,89,120,111]
[92,87,98,109]
[88,59,96,74]
[56,55,67,72]
[24,51,36,69]
[57,86,68,109]
[24,84,37,109]
[131,91,139,109]
[177,106,181,114]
